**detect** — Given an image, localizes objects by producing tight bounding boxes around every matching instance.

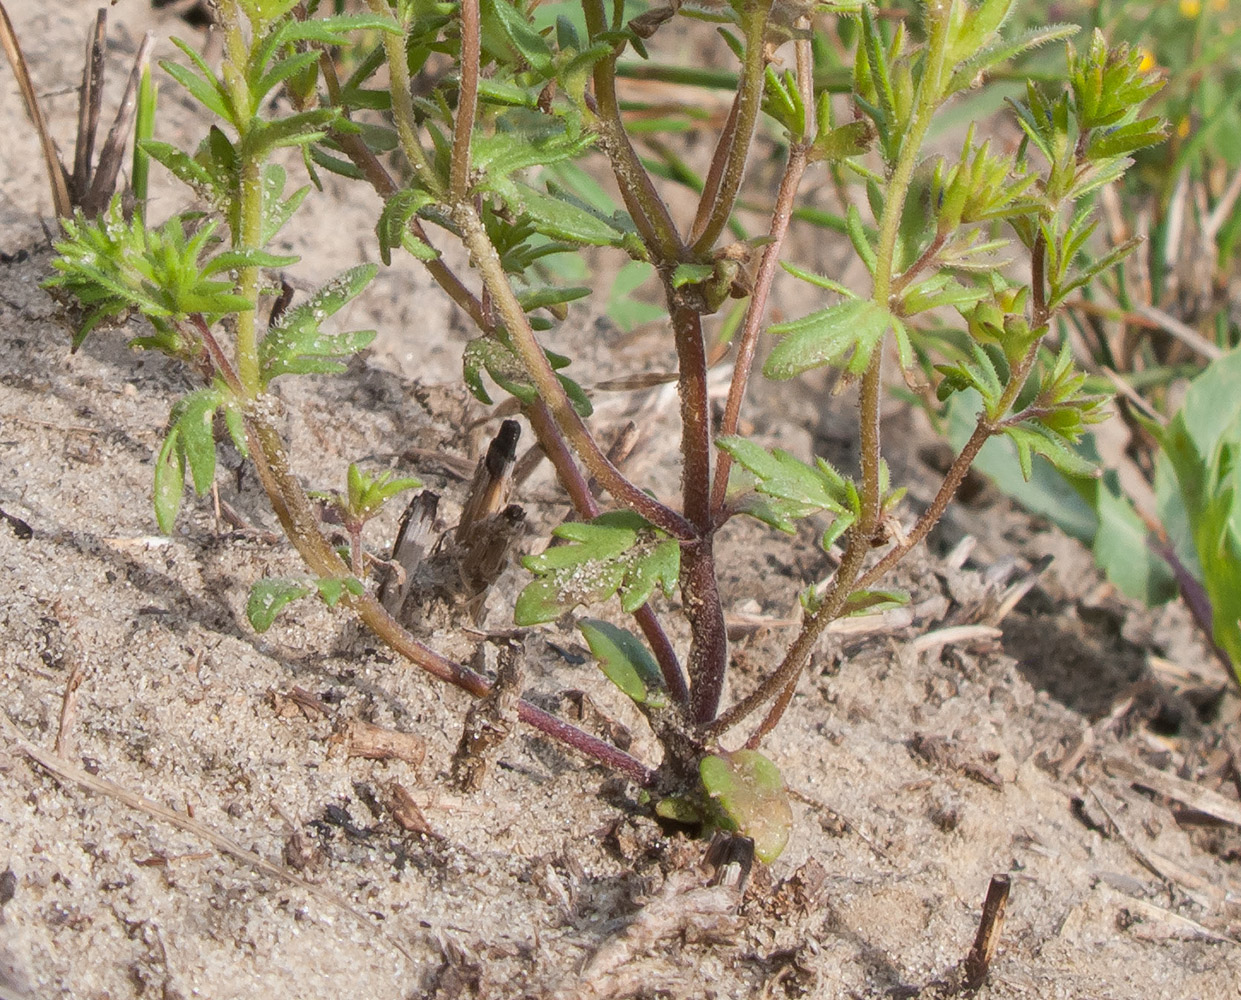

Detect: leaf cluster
[46,199,277,351]
[515,511,680,626]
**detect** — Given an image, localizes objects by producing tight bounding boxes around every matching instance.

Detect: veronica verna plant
[46,0,1165,862]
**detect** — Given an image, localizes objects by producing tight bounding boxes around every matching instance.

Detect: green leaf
[1092,476,1176,605]
[900,275,988,316]
[764,299,891,380]
[259,164,310,245]
[343,465,422,520]
[515,512,677,625]
[671,263,715,288]
[161,42,232,123]
[946,390,1097,543]
[811,120,875,163]
[521,187,631,247]
[242,108,339,160]
[655,795,705,824]
[462,335,592,416]
[516,285,591,311]
[780,260,854,298]
[1004,422,1099,481]
[718,436,852,515]
[946,24,1078,95]
[1152,349,1241,676]
[606,261,665,331]
[840,588,909,616]
[376,189,440,265]
[845,203,877,275]
[482,0,554,78]
[315,576,365,607]
[699,751,792,864]
[619,539,679,614]
[246,578,312,632]
[260,265,378,384]
[578,619,666,707]
[472,113,597,202]
[169,388,224,495]
[140,140,213,191]
[154,427,186,534]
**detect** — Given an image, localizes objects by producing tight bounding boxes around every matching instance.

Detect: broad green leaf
[606,261,665,331]
[247,578,312,632]
[578,619,666,707]
[699,751,792,864]
[1152,349,1241,677]
[764,299,891,380]
[515,512,677,625]
[1093,475,1176,605]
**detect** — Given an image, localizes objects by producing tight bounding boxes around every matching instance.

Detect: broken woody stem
[961,874,1012,991]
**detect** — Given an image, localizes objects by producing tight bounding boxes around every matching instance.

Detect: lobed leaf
[764,299,891,380]
[247,578,312,632]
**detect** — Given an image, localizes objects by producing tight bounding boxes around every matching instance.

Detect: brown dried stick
[961,874,1011,992]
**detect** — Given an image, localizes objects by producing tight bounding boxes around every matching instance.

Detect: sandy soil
[3,3,1241,998]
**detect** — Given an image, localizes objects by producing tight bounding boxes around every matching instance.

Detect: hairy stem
[366,0,442,198]
[663,300,729,724]
[710,2,955,739]
[455,204,695,540]
[711,30,815,514]
[581,0,683,261]
[214,0,262,394]
[451,0,480,201]
[690,0,774,254]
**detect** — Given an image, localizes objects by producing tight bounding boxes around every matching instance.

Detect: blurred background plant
[940,0,1241,679]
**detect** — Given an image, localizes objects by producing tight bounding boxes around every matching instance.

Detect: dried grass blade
[0,0,72,217]
[84,31,155,216]
[72,9,107,203]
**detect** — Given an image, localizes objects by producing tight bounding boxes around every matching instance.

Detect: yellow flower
[1177,116,1191,139]
[1180,0,1201,16]
[1137,47,1156,73]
